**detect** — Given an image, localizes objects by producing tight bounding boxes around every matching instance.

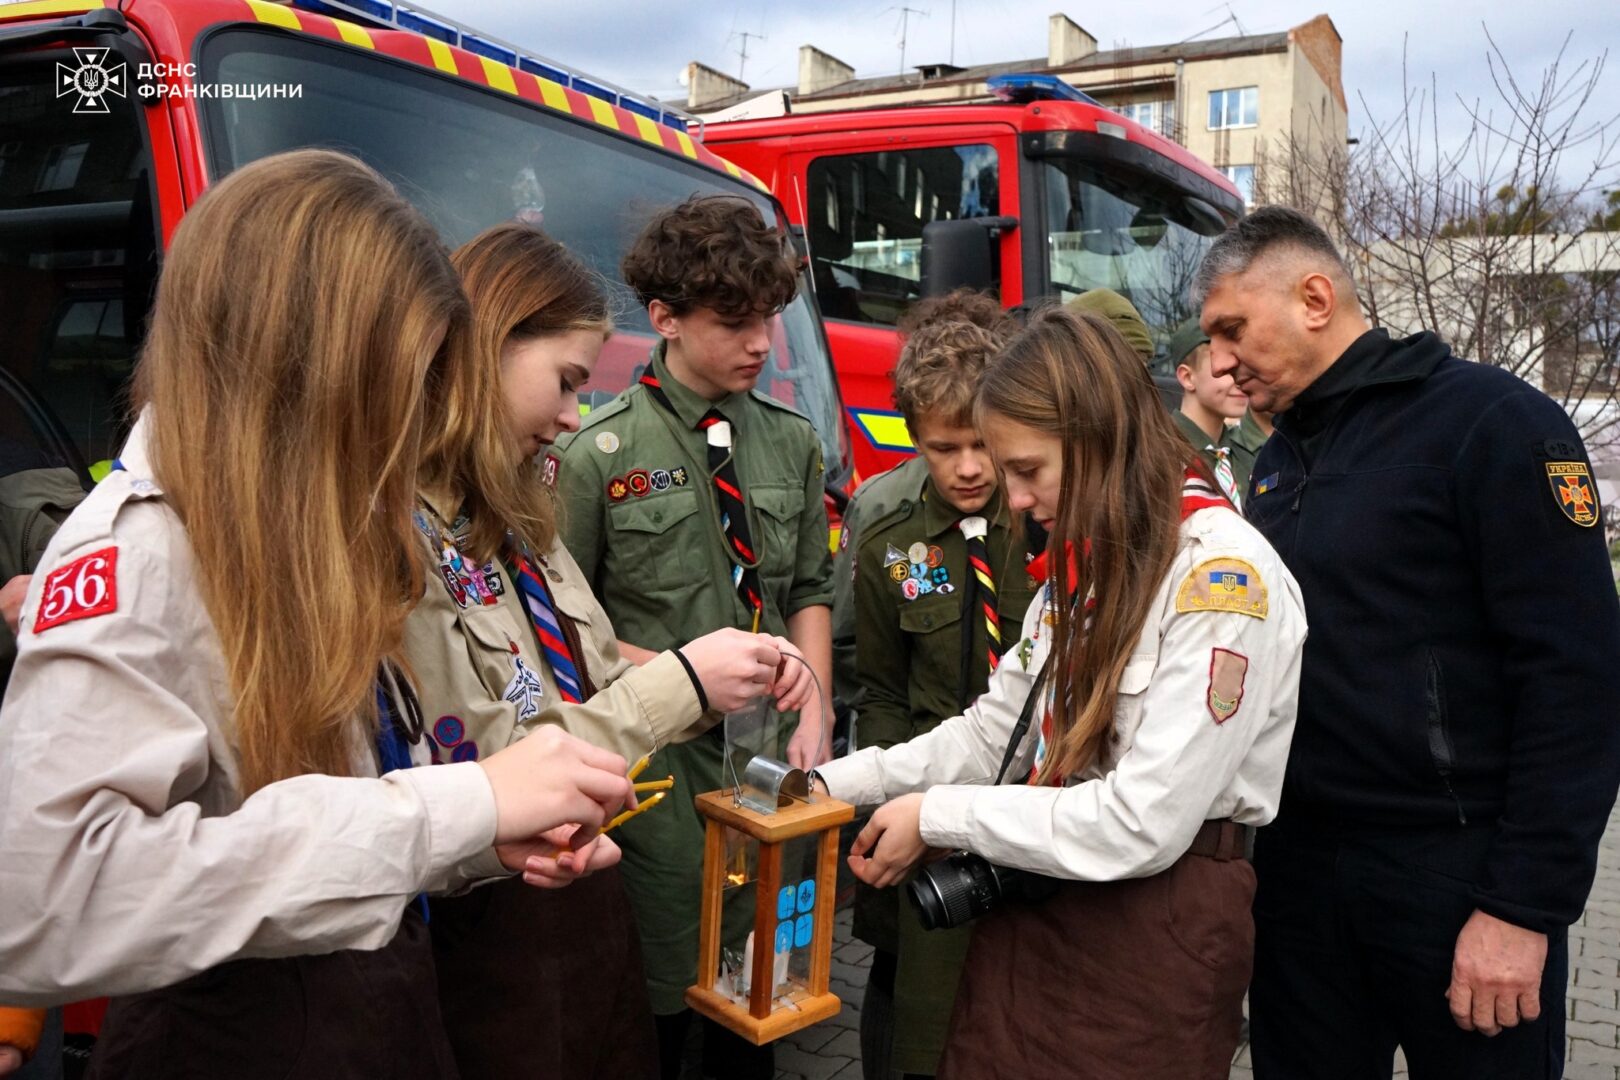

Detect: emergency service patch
[34,546,118,633]
[1176,557,1268,620]
[1207,648,1248,724]
[1546,461,1599,527]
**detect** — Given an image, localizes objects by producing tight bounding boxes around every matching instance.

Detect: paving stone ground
[686,797,1620,1080]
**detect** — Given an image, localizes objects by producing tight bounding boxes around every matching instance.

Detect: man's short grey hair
[1190,206,1349,308]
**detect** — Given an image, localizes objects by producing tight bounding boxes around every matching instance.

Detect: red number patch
[34,547,119,633]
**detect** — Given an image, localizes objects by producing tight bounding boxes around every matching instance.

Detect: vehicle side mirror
[920,216,1018,297]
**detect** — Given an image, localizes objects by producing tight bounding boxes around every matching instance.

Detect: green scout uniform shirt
[1225,408,1270,500]
[553,344,835,1015]
[830,456,929,707]
[0,466,85,687]
[849,481,1036,1074]
[1172,409,1238,482]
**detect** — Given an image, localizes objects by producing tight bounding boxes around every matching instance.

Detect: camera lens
[908,853,1001,931]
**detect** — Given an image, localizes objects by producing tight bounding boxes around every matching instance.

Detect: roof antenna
[728,30,766,80]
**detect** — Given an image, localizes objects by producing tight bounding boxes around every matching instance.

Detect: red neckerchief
[1028,465,1235,784]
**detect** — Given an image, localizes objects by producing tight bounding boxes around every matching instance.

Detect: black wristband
[672,648,710,712]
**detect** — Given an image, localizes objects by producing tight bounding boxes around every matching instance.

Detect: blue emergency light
[296,0,696,134]
[986,73,1102,107]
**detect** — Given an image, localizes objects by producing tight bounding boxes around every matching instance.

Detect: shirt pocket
[898,592,965,700]
[751,485,805,590]
[607,489,704,593]
[1106,653,1158,759]
[456,602,534,726]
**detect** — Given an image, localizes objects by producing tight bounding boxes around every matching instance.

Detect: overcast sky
[426,1,1617,191]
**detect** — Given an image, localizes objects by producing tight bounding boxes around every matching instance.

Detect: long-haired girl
[815,306,1308,1078]
[0,150,634,1077]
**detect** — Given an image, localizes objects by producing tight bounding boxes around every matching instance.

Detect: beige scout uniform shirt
[0,418,501,1007]
[817,503,1308,881]
[402,488,709,764]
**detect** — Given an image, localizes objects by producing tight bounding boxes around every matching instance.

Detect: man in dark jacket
[1196,206,1620,1079]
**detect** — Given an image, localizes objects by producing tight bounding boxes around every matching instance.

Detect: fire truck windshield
[1040,157,1230,370]
[197,29,846,480]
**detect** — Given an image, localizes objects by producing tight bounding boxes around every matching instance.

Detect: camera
[907,851,1060,931]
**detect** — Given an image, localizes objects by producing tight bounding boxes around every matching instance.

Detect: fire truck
[704,75,1247,479]
[0,0,851,491]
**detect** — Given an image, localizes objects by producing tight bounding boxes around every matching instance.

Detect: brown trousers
[938,850,1255,1080]
[430,867,659,1080]
[88,906,459,1080]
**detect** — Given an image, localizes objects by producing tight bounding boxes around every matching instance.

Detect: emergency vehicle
[0,0,851,491]
[705,75,1247,478]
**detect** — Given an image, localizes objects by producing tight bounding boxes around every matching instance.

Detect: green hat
[1064,288,1154,363]
[1165,319,1211,369]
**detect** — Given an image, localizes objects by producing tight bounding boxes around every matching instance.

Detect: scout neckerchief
[503,545,584,705]
[958,515,1005,675]
[1207,444,1241,507]
[638,370,765,626]
[1026,465,1232,784]
[374,663,430,920]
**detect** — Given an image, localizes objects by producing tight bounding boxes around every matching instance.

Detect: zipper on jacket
[1290,476,1309,513]
[1424,650,1468,825]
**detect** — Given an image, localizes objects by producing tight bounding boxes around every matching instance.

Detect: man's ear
[647,299,682,342]
[1299,271,1339,332]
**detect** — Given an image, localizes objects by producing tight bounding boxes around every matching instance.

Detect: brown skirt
[430,867,659,1080]
[937,851,1255,1080]
[88,905,459,1080]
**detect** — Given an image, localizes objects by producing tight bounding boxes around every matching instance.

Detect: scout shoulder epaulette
[856,498,921,553]
[748,389,813,426]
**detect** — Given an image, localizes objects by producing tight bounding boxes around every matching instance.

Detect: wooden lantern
[686,787,855,1045]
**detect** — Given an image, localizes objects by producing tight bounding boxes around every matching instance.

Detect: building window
[1116,100,1176,136]
[1208,87,1259,130]
[1219,164,1255,205]
[806,144,1000,326]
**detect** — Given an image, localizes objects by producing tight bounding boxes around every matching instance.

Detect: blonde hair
[135,149,466,794]
[422,223,609,562]
[977,306,1212,784]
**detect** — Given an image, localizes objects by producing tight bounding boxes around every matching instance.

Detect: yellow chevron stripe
[674,131,699,159]
[587,97,620,130]
[479,56,518,94]
[246,0,299,29]
[425,38,457,74]
[536,76,571,113]
[333,18,373,48]
[0,0,102,18]
[633,114,663,146]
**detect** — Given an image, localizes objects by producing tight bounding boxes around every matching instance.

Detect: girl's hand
[504,824,622,888]
[848,794,933,888]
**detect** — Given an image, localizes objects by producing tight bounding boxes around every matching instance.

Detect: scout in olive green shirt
[849,480,1036,1075]
[1225,408,1270,500]
[553,343,834,1015]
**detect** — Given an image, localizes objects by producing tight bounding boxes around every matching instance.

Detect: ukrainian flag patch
[1176,557,1269,620]
[1254,472,1279,496]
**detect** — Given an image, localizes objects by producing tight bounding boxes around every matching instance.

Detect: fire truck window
[198,29,847,484]
[807,144,999,326]
[0,59,157,480]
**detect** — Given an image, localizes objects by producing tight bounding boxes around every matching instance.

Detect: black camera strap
[993,657,1051,786]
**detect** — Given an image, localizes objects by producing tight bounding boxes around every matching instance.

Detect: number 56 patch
[34,547,119,633]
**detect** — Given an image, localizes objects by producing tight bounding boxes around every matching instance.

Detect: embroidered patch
[937,583,955,594]
[907,541,928,564]
[889,562,909,583]
[838,527,850,552]
[650,468,673,492]
[1546,461,1599,527]
[594,431,620,454]
[1254,473,1279,496]
[1017,637,1034,670]
[901,578,920,600]
[1207,648,1249,723]
[626,469,652,498]
[884,544,908,567]
[671,466,689,487]
[542,453,560,486]
[34,547,119,633]
[607,476,630,502]
[433,715,466,747]
[503,643,545,721]
[1176,558,1269,620]
[926,545,945,569]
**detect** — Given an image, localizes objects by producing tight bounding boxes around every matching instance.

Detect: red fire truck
[0,0,851,492]
[705,75,1247,480]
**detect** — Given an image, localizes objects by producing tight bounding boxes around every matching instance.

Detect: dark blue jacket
[1247,329,1620,933]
